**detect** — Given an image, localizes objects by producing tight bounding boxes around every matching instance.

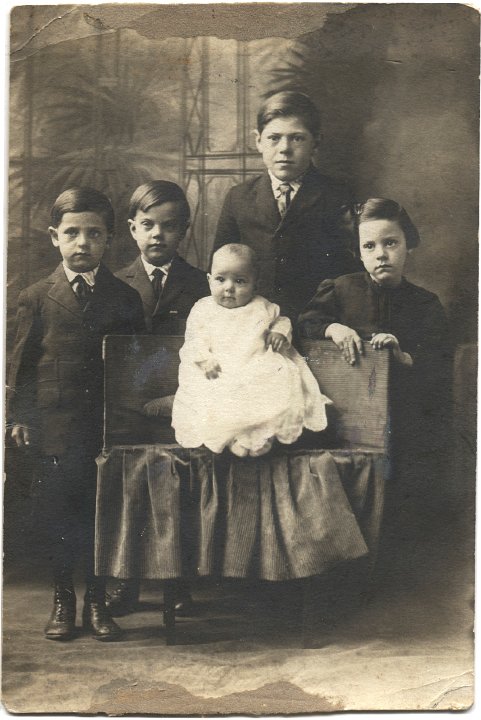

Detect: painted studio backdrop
[3,3,478,713]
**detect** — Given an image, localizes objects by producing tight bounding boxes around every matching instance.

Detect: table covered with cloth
[95,445,385,582]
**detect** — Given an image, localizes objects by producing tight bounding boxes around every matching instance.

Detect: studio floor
[1,508,474,715]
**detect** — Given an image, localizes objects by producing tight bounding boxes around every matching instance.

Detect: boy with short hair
[9,187,146,641]
[117,180,209,335]
[108,180,209,616]
[214,91,359,325]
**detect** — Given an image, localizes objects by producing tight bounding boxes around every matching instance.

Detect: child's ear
[49,226,59,246]
[254,129,262,151]
[127,218,136,236]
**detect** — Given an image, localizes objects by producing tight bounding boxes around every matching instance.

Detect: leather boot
[107,579,140,617]
[45,584,76,640]
[83,579,123,641]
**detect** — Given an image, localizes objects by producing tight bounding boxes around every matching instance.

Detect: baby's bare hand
[266,331,286,352]
[198,357,222,379]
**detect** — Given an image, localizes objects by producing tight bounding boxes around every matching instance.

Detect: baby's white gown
[172,296,331,454]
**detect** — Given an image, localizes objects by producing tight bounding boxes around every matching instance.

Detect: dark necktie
[277,182,293,217]
[72,275,92,309]
[151,268,164,300]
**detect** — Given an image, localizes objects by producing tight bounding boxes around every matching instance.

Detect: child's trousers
[32,449,98,581]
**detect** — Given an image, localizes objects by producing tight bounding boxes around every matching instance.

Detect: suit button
[279,256,287,264]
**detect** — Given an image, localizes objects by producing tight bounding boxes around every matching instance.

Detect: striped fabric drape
[95,447,385,582]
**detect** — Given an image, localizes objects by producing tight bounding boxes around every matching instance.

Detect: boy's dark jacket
[115,253,209,335]
[8,262,146,456]
[214,166,360,322]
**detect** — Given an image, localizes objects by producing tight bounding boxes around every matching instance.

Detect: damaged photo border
[1,0,479,718]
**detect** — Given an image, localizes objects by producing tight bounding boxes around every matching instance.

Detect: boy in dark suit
[116,181,209,336]
[9,187,146,641]
[214,91,360,326]
[108,180,209,616]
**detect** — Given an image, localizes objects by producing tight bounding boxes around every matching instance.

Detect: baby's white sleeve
[267,301,292,345]
[180,302,214,363]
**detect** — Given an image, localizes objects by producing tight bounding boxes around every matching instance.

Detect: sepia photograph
[2,1,478,714]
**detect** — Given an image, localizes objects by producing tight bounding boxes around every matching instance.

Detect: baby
[171,244,331,457]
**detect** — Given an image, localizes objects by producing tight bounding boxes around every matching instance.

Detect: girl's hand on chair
[326,323,363,365]
[266,331,286,352]
[198,357,222,379]
[370,333,413,367]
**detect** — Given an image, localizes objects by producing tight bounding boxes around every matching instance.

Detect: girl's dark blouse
[298,272,453,453]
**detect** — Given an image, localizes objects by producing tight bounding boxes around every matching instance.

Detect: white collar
[268,170,303,196]
[141,255,173,277]
[63,264,99,287]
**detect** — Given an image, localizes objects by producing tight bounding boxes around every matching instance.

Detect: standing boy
[214,91,359,326]
[9,187,146,641]
[108,180,209,616]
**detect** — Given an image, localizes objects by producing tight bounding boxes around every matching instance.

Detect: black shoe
[45,584,76,641]
[106,579,140,617]
[83,581,123,641]
[175,592,194,616]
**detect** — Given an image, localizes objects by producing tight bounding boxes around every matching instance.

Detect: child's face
[359,219,410,288]
[208,254,256,309]
[255,116,317,182]
[49,211,110,272]
[128,201,188,266]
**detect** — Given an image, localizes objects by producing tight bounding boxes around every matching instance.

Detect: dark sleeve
[298,279,339,339]
[213,188,241,259]
[7,289,42,426]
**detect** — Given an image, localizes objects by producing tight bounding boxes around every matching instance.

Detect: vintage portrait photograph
[2,1,478,714]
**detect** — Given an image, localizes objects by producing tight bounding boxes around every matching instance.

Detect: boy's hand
[143,395,175,417]
[326,323,363,365]
[198,357,222,380]
[370,333,413,367]
[266,331,286,352]
[12,424,30,447]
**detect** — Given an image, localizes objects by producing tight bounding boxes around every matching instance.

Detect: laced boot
[106,579,140,617]
[83,579,123,641]
[44,584,76,640]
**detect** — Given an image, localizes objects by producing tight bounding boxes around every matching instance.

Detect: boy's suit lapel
[254,173,282,230]
[277,166,325,231]
[47,263,84,318]
[154,255,186,315]
[123,257,157,317]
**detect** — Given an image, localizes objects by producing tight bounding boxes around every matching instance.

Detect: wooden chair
[100,336,389,645]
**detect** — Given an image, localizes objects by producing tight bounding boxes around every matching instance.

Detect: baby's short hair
[50,187,115,233]
[257,91,321,138]
[342,197,421,254]
[211,243,259,276]
[128,181,190,225]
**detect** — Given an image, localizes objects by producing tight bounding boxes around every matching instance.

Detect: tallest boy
[214,91,359,326]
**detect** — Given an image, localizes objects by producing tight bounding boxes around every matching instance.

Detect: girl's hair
[128,181,190,225]
[257,91,321,138]
[211,243,259,277]
[50,187,115,233]
[343,198,421,254]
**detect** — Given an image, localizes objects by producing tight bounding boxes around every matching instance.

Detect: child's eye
[362,242,374,250]
[236,278,246,284]
[89,230,101,239]
[141,221,153,229]
[65,229,78,237]
[385,239,397,247]
[268,134,280,143]
[215,276,224,282]
[293,135,305,143]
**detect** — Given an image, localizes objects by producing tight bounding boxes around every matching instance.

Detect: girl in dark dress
[299,198,453,578]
